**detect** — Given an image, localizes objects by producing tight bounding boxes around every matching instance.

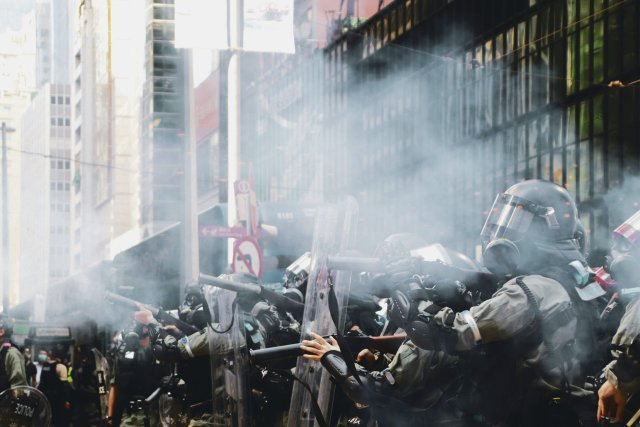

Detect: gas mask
[124,331,140,352]
[482,238,521,278]
[179,286,209,330]
[609,254,640,288]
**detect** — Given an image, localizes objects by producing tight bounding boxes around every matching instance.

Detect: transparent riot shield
[92,348,110,420]
[204,285,248,426]
[0,385,52,426]
[287,197,359,427]
[229,298,250,426]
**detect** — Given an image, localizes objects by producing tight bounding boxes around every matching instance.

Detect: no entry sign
[232,236,263,278]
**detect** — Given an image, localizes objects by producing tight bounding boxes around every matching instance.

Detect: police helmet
[481,180,584,275]
[481,180,579,246]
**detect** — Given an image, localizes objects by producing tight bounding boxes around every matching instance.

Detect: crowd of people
[2,178,640,427]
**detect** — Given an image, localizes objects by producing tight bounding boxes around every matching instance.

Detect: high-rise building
[0,11,36,306]
[140,0,185,236]
[69,0,145,271]
[34,0,51,87]
[50,0,69,84]
[246,0,640,258]
[34,0,70,87]
[16,0,72,306]
[19,84,71,302]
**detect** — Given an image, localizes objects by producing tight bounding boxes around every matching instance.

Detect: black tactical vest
[38,361,64,395]
[114,347,157,398]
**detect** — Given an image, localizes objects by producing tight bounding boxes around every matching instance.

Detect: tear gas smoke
[244,24,589,260]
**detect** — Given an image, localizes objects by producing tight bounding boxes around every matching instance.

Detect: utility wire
[7,146,156,176]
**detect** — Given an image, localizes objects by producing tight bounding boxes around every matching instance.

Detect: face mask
[610,254,640,288]
[38,354,47,363]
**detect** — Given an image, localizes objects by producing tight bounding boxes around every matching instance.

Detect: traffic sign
[235,180,251,194]
[232,237,263,278]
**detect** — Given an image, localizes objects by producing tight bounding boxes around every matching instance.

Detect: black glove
[405,311,458,352]
[424,279,473,311]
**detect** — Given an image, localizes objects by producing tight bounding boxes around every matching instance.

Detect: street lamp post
[1,122,15,315]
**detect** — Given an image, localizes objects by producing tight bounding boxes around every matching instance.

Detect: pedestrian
[38,347,72,426]
[24,347,37,387]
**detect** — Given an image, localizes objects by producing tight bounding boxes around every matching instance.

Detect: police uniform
[319,180,594,426]
[0,344,27,390]
[604,295,640,395]
[110,337,162,427]
[603,210,640,397]
[320,273,581,425]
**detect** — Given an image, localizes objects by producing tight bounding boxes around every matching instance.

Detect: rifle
[250,333,406,365]
[327,255,498,296]
[199,273,305,319]
[105,291,199,336]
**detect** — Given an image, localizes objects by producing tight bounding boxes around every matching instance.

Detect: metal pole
[1,122,15,315]
[227,0,242,266]
[182,50,199,304]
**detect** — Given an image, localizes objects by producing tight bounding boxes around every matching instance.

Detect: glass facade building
[244,0,639,257]
[141,0,185,234]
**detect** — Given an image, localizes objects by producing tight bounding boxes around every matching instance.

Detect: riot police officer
[0,316,26,391]
[106,322,162,426]
[300,239,488,426]
[598,209,640,423]
[305,180,594,426]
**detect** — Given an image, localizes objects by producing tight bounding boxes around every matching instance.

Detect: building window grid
[249,0,636,253]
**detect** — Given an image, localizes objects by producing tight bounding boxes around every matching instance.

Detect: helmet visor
[481,193,551,245]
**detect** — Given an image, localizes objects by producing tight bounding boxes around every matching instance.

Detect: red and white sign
[232,237,263,278]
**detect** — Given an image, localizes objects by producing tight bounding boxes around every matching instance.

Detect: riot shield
[92,348,110,420]
[0,385,52,426]
[287,197,359,427]
[229,298,250,426]
[204,284,248,426]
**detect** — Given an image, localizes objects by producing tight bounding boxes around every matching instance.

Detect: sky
[0,0,34,32]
